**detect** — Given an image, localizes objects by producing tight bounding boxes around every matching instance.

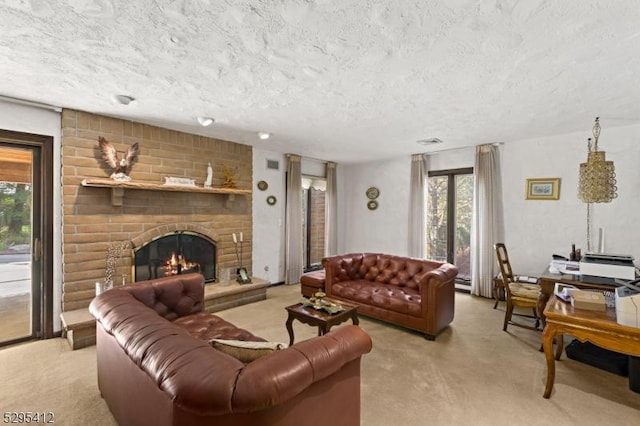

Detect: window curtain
[408,154,427,258]
[324,161,338,256]
[285,154,303,284]
[471,144,503,298]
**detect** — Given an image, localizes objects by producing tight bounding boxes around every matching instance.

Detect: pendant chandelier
[578,117,617,203]
[577,117,617,252]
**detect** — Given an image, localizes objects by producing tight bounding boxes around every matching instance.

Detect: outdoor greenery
[0,183,32,251]
[426,173,473,280]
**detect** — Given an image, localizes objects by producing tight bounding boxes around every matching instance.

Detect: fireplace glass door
[133,232,216,283]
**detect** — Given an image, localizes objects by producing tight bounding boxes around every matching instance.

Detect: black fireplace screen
[133,231,216,283]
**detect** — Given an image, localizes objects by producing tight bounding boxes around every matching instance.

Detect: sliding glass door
[426,168,474,286]
[302,176,326,272]
[0,130,53,347]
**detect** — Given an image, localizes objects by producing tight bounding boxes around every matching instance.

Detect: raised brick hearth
[61,110,254,312]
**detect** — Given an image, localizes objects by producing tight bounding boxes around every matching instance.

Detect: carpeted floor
[1,284,639,425]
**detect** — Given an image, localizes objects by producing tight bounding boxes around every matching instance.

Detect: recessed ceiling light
[416,138,443,146]
[112,94,135,105]
[197,116,214,126]
[258,132,271,140]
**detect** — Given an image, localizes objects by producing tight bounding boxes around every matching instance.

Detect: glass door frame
[427,167,473,281]
[0,130,54,346]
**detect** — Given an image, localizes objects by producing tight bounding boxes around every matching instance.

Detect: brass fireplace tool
[232,232,251,284]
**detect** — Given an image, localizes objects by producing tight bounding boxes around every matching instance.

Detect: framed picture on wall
[525,178,561,200]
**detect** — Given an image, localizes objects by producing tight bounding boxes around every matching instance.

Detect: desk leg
[538,291,551,329]
[542,324,557,398]
[286,315,295,346]
[554,334,564,360]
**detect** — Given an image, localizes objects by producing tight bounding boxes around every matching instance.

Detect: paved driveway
[0,254,30,297]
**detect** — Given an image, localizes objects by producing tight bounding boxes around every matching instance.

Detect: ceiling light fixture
[112,94,135,105]
[197,116,214,127]
[416,138,443,146]
[258,132,271,140]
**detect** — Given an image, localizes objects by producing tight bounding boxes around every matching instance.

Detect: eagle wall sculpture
[98,136,140,181]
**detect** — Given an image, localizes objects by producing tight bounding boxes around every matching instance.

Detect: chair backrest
[495,243,516,295]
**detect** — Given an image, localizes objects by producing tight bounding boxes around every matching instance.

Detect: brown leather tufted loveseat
[322,253,458,340]
[89,273,372,426]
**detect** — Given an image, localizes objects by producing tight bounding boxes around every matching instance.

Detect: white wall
[339,123,640,278]
[252,149,286,283]
[502,123,640,274]
[339,156,412,255]
[0,100,62,332]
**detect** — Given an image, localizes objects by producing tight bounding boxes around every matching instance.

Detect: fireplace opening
[133,231,216,283]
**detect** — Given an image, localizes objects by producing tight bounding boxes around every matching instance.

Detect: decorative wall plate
[257,180,268,191]
[266,195,277,205]
[366,187,380,199]
[367,200,378,210]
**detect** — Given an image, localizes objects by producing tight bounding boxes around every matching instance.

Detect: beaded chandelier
[577,117,617,251]
[578,117,617,203]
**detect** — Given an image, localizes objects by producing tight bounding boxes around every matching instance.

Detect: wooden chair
[494,243,541,332]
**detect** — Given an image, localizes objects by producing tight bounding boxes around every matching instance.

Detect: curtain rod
[421,142,503,155]
[286,153,335,165]
[0,95,62,112]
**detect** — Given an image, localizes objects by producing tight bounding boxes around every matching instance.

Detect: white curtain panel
[285,154,303,285]
[324,162,338,257]
[408,153,427,258]
[471,144,503,298]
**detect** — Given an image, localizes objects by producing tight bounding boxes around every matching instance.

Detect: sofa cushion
[331,280,422,317]
[210,339,287,363]
[173,312,265,342]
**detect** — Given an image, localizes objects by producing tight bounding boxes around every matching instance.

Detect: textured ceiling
[2,0,640,163]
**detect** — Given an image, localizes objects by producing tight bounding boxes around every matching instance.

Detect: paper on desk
[549,260,580,275]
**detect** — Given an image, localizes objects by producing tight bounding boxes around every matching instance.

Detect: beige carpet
[1,284,639,425]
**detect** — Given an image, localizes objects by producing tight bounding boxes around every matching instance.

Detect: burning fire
[164,252,199,276]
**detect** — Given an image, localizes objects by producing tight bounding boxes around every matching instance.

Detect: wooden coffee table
[285,302,359,345]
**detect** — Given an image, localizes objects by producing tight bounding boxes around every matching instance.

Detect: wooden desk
[542,295,640,398]
[538,269,616,324]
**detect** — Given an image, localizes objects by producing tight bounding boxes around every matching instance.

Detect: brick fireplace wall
[61,110,253,311]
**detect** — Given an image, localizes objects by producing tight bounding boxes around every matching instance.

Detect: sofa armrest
[418,263,458,291]
[231,325,372,411]
[418,262,458,336]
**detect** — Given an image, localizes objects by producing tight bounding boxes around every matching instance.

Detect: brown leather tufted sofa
[89,273,372,426]
[322,253,458,340]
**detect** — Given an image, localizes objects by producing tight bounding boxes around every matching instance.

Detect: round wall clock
[366,187,380,199]
[257,180,268,191]
[367,200,378,210]
[266,195,277,205]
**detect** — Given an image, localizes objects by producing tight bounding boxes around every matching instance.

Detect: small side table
[285,302,359,346]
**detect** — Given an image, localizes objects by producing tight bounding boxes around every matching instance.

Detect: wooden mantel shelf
[81,178,251,206]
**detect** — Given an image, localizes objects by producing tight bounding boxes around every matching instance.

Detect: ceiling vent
[416,138,443,146]
[266,159,280,171]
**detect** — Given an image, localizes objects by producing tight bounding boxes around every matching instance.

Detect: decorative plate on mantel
[366,187,380,199]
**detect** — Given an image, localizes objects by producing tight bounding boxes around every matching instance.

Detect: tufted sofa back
[324,253,445,289]
[119,272,205,321]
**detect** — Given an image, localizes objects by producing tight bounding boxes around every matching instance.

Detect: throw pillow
[209,339,288,363]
